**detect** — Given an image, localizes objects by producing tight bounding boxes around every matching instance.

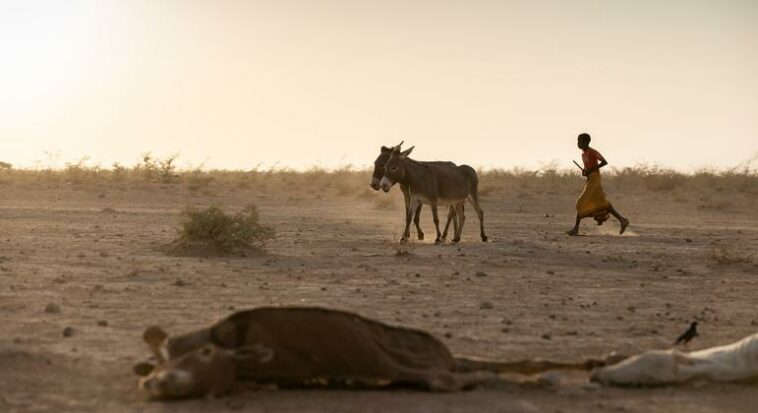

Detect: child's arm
[583,150,608,175]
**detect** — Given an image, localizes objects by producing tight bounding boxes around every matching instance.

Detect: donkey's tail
[457,164,479,182]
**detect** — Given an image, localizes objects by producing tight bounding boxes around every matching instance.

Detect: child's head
[577,133,591,150]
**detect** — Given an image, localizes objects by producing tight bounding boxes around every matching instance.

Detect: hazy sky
[1,0,756,171]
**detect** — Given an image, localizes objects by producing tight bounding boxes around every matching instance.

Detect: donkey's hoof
[434,238,443,245]
[452,238,461,244]
[417,233,425,241]
[481,235,489,242]
[399,238,409,244]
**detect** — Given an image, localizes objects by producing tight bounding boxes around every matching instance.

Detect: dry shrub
[612,165,685,192]
[611,163,758,193]
[64,157,98,184]
[301,165,367,196]
[186,169,215,192]
[479,166,576,194]
[171,204,274,256]
[139,153,179,183]
[697,196,733,211]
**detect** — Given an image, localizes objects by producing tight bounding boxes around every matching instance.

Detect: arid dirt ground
[1,169,757,412]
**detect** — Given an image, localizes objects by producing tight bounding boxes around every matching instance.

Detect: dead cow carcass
[135,307,615,399]
[591,332,758,386]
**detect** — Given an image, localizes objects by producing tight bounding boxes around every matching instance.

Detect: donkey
[134,306,623,400]
[380,146,488,243]
[370,142,459,242]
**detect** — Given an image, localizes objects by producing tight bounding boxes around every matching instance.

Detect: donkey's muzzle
[379,177,394,192]
[370,178,381,191]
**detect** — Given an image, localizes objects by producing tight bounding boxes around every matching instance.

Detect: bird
[674,321,699,346]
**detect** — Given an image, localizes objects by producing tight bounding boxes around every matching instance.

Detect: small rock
[475,271,487,277]
[480,301,494,310]
[541,332,552,340]
[96,320,108,327]
[751,320,758,326]
[44,303,61,314]
[62,326,75,337]
[546,270,555,275]
[173,278,188,287]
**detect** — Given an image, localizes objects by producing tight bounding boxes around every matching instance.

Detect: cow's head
[371,141,403,191]
[379,145,414,192]
[134,326,274,400]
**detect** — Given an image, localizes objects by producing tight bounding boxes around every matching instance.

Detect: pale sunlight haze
[1,0,756,170]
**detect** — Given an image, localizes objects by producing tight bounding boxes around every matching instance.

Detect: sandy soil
[1,175,757,413]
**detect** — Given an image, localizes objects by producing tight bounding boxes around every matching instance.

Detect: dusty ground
[1,172,757,413]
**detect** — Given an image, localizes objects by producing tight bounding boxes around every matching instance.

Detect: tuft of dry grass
[170,204,274,256]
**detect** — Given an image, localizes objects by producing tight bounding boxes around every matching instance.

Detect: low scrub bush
[172,204,274,255]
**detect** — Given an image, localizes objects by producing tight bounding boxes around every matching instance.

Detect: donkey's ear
[400,146,415,157]
[143,326,169,363]
[391,146,401,154]
[381,146,391,153]
[234,344,274,364]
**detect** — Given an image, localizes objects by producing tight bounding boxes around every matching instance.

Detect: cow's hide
[591,332,758,386]
[139,306,623,399]
[166,307,459,388]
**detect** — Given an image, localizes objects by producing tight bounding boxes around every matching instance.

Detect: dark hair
[578,133,591,144]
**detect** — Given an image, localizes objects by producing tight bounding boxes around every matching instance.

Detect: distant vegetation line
[0,152,755,196]
[0,151,756,175]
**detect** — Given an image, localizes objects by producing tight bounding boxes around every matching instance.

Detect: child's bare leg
[567,215,581,236]
[609,207,629,234]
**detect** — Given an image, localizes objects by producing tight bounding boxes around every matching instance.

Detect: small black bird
[674,321,699,346]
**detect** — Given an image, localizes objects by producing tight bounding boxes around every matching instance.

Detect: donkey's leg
[400,186,412,243]
[468,193,488,242]
[431,203,442,244]
[441,205,455,241]
[401,198,416,244]
[452,203,465,243]
[413,204,424,241]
